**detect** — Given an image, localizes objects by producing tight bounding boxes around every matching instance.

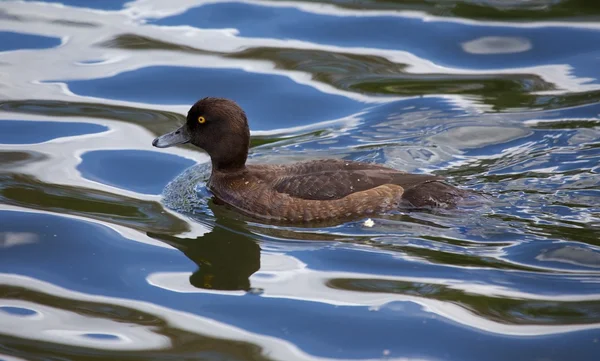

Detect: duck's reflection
[147,213,260,291]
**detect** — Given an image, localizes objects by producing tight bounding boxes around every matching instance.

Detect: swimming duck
[153,97,468,222]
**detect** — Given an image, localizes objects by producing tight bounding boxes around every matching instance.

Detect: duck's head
[153,97,250,171]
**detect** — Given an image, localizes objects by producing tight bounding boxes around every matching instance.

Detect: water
[1,1,600,360]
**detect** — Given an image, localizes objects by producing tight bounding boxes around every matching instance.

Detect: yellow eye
[198,116,206,124]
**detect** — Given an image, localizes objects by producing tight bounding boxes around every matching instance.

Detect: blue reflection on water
[0,306,38,317]
[0,120,107,144]
[82,333,120,340]
[77,150,195,194]
[0,211,191,294]
[22,0,128,10]
[0,31,61,52]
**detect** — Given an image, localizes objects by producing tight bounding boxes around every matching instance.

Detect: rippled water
[1,1,600,360]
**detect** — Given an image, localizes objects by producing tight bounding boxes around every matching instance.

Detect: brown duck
[153,97,468,222]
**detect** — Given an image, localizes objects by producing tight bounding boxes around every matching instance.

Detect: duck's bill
[152,125,191,148]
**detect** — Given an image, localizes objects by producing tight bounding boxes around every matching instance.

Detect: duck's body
[153,97,469,222]
[208,159,463,221]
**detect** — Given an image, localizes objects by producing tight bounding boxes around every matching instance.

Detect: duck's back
[268,159,442,201]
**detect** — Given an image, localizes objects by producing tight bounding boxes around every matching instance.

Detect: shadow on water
[147,209,261,291]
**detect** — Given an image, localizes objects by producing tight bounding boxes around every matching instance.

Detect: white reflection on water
[537,246,600,268]
[0,232,38,248]
[0,354,31,361]
[0,298,170,350]
[430,126,533,150]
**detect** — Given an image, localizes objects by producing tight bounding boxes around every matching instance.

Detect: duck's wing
[272,161,442,201]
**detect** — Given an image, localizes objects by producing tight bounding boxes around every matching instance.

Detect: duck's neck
[206,129,250,173]
[209,143,248,173]
[211,158,246,172]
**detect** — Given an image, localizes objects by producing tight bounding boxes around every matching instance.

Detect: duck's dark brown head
[153,97,250,171]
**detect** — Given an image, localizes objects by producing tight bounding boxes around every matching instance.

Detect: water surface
[1,1,599,360]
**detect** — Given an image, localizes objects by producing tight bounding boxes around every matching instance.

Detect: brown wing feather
[213,181,407,222]
[271,160,442,200]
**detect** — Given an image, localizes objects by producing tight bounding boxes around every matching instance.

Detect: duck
[153,97,469,222]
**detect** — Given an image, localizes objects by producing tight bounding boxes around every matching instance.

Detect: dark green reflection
[0,99,184,137]
[295,0,600,21]
[98,33,216,53]
[0,151,46,170]
[148,210,261,291]
[529,119,600,130]
[0,173,189,234]
[328,278,600,325]
[51,19,99,28]
[0,285,272,361]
